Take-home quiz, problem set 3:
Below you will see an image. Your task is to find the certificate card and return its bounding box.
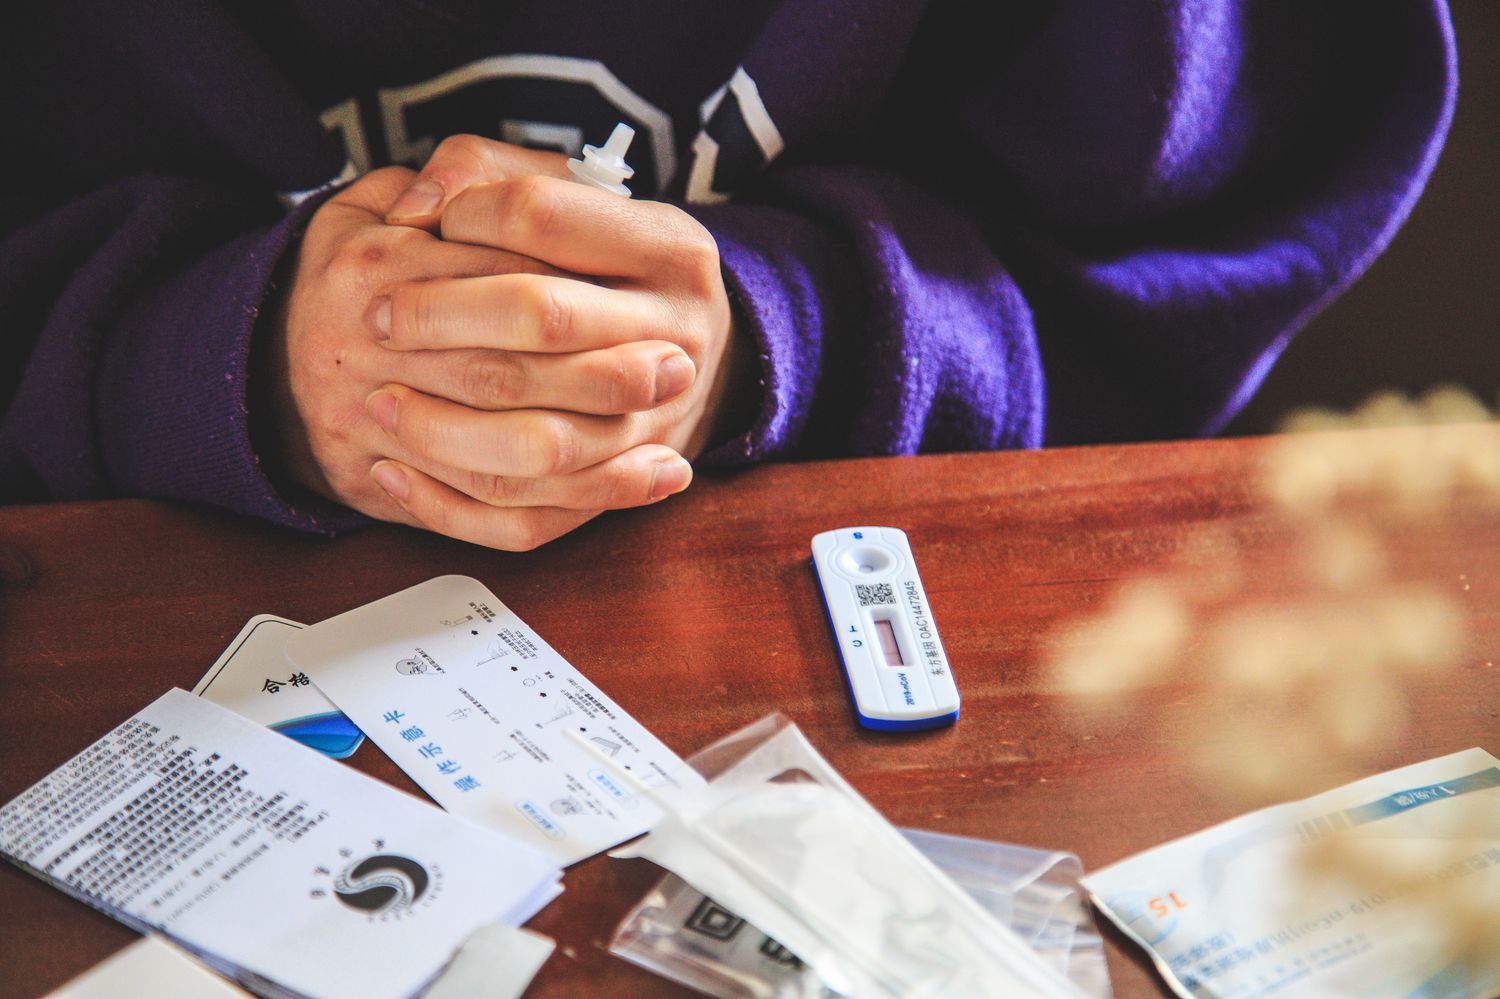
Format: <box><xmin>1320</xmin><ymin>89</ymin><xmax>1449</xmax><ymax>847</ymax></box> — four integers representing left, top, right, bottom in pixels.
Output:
<box><xmin>0</xmin><ymin>690</ymin><xmax>561</xmax><ymax>999</ymax></box>
<box><xmin>193</xmin><ymin>615</ymin><xmax>364</xmax><ymax>760</ymax></box>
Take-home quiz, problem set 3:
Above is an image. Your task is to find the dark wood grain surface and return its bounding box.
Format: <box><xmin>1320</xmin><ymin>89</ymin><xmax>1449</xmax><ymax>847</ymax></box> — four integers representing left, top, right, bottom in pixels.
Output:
<box><xmin>2</xmin><ymin>432</ymin><xmax>1496</xmax><ymax>998</ymax></box>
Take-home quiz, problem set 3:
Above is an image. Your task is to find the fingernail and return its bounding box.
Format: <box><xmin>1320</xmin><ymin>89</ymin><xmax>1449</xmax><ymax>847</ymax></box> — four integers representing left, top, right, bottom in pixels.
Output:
<box><xmin>387</xmin><ymin>179</ymin><xmax>444</xmax><ymax>221</ymax></box>
<box><xmin>368</xmin><ymin>296</ymin><xmax>391</xmax><ymax>340</ymax></box>
<box><xmin>366</xmin><ymin>391</ymin><xmax>398</xmax><ymax>435</ymax></box>
<box><xmin>653</xmin><ymin>355</ymin><xmax>696</xmax><ymax>403</ymax></box>
<box><xmin>649</xmin><ymin>457</ymin><xmax>693</xmax><ymax>500</ymax></box>
<box><xmin>370</xmin><ymin>461</ymin><xmax>409</xmax><ymax>502</ymax></box>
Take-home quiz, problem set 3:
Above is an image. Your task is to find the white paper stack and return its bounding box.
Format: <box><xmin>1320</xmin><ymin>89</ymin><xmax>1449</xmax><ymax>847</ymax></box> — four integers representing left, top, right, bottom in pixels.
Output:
<box><xmin>0</xmin><ymin>690</ymin><xmax>562</xmax><ymax>999</ymax></box>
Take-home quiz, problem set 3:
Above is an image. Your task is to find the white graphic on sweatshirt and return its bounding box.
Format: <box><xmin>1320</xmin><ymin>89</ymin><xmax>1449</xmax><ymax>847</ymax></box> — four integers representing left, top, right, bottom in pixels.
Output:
<box><xmin>686</xmin><ymin>66</ymin><xmax>785</xmax><ymax>205</ymax></box>
<box><xmin>295</xmin><ymin>58</ymin><xmax>784</xmax><ymax>206</ymax></box>
<box><xmin>379</xmin><ymin>55</ymin><xmax>676</xmax><ymax>190</ymax></box>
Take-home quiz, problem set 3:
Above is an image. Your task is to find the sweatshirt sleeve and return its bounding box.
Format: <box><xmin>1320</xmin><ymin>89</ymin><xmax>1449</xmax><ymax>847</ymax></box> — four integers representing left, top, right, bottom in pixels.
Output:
<box><xmin>0</xmin><ymin>178</ymin><xmax>359</xmax><ymax>530</ymax></box>
<box><xmin>0</xmin><ymin>7</ymin><xmax>362</xmax><ymax>531</ymax></box>
<box><xmin>688</xmin><ymin>0</ymin><xmax>1457</xmax><ymax>464</ymax></box>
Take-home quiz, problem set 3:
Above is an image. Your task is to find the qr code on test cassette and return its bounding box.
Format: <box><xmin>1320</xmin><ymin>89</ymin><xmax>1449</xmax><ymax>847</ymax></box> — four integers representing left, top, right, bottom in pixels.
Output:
<box><xmin>856</xmin><ymin>583</ymin><xmax>896</xmax><ymax>607</ymax></box>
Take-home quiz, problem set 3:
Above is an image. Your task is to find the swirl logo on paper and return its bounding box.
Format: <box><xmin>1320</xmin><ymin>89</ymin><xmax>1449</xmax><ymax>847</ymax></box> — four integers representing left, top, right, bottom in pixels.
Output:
<box><xmin>333</xmin><ymin>854</ymin><xmax>430</xmax><ymax>915</ymax></box>
<box><xmin>310</xmin><ymin>841</ymin><xmax>444</xmax><ymax>921</ymax></box>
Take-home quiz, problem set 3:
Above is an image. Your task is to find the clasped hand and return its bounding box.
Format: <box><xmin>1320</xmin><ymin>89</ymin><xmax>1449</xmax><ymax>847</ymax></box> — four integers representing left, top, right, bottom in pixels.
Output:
<box><xmin>261</xmin><ymin>136</ymin><xmax>748</xmax><ymax>550</ymax></box>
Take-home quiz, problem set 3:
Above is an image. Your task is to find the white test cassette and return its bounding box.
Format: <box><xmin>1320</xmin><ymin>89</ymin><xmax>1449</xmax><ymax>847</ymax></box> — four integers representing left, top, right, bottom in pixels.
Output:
<box><xmin>810</xmin><ymin>527</ymin><xmax>960</xmax><ymax>731</ymax></box>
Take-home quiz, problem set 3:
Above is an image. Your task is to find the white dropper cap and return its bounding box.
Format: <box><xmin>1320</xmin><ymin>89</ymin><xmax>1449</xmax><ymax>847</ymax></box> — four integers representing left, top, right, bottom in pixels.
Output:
<box><xmin>567</xmin><ymin>122</ymin><xmax>636</xmax><ymax>198</ymax></box>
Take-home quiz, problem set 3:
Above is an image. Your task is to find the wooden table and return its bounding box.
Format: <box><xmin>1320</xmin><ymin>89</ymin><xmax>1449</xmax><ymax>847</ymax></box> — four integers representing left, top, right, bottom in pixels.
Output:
<box><xmin>2</xmin><ymin>431</ymin><xmax>1496</xmax><ymax>998</ymax></box>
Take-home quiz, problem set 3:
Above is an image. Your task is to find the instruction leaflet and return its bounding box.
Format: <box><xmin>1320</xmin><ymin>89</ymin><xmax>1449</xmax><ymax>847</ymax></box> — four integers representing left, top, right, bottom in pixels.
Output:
<box><xmin>285</xmin><ymin>575</ymin><xmax>705</xmax><ymax>867</ymax></box>
<box><xmin>0</xmin><ymin>689</ymin><xmax>561</xmax><ymax>999</ymax></box>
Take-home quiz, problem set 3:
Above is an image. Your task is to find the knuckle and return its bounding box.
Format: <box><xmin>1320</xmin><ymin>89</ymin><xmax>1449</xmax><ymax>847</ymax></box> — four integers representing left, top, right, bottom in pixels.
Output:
<box><xmin>643</xmin><ymin>407</ymin><xmax>676</xmax><ymax>447</ymax></box>
<box><xmin>501</xmin><ymin>175</ymin><xmax>560</xmax><ymax>243</ymax></box>
<box><xmin>323</xmin><ymin>232</ymin><xmax>385</xmax><ymax>288</ymax></box>
<box><xmin>500</xmin><ymin>515</ymin><xmax>551</xmax><ymax>553</ymax></box>
<box><xmin>432</xmin><ymin>133</ymin><xmax>491</xmax><ymax>167</ymax></box>
<box><xmin>520</xmin><ymin>277</ymin><xmax>573</xmax><ymax>349</ymax></box>
<box><xmin>363</xmin><ymin>165</ymin><xmax>418</xmax><ymax>190</ymax></box>
<box><xmin>393</xmin><ymin>398</ymin><xmax>436</xmax><ymax>455</ymax></box>
<box><xmin>595</xmin><ymin>462</ymin><xmax>643</xmax><ymax>509</ymax></box>
<box><xmin>322</xmin><ymin>400</ymin><xmax>365</xmax><ymax>447</ymax></box>
<box><xmin>477</xmin><ymin>471</ymin><xmax>528</xmax><ymax>507</ymax></box>
<box><xmin>324</xmin><ymin>462</ymin><xmax>366</xmax><ymax>508</ymax></box>
<box><xmin>606</xmin><ymin>352</ymin><xmax>658</xmax><ymax>412</ymax></box>
<box><xmin>383</xmin><ymin>222</ymin><xmax>433</xmax><ymax>255</ymax></box>
<box><xmin>386</xmin><ymin>282</ymin><xmax>428</xmax><ymax>345</ymax></box>
<box><xmin>460</xmin><ymin>352</ymin><xmax>527</xmax><ymax>408</ymax></box>
<box><xmin>672</xmin><ymin>220</ymin><xmax>722</xmax><ymax>288</ymax></box>
<box><xmin>410</xmin><ymin>283</ymin><xmax>442</xmax><ymax>344</ymax></box>
<box><xmin>664</xmin><ymin>297</ymin><xmax>706</xmax><ymax>356</ymax></box>
<box><xmin>524</xmin><ymin>413</ymin><xmax>579</xmax><ymax>476</ymax></box>
<box><xmin>415</xmin><ymin>484</ymin><xmax>456</xmax><ymax>537</ymax></box>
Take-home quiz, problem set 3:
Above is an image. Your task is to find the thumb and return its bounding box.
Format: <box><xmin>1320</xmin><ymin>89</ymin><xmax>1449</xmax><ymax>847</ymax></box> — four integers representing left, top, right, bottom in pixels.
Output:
<box><xmin>386</xmin><ymin>134</ymin><xmax>571</xmax><ymax>230</ymax></box>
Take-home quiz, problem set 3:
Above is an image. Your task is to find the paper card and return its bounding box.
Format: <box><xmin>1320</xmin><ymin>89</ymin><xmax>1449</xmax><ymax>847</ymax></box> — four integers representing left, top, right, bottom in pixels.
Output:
<box><xmin>420</xmin><ymin>924</ymin><xmax>555</xmax><ymax>999</ymax></box>
<box><xmin>46</xmin><ymin>936</ymin><xmax>253</xmax><ymax>998</ymax></box>
<box><xmin>284</xmin><ymin>575</ymin><xmax>705</xmax><ymax>867</ymax></box>
<box><xmin>1083</xmin><ymin>748</ymin><xmax>1500</xmax><ymax>999</ymax></box>
<box><xmin>194</xmin><ymin>616</ymin><xmax>364</xmax><ymax>760</ymax></box>
<box><xmin>0</xmin><ymin>689</ymin><xmax>562</xmax><ymax>999</ymax></box>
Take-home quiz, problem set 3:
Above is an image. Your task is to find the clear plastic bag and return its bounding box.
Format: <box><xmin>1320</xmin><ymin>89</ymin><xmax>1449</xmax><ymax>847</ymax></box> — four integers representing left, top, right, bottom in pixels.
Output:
<box><xmin>611</xmin><ymin>830</ymin><xmax>1111</xmax><ymax>999</ymax></box>
<box><xmin>605</xmin><ymin>715</ymin><xmax>1111</xmax><ymax>998</ymax></box>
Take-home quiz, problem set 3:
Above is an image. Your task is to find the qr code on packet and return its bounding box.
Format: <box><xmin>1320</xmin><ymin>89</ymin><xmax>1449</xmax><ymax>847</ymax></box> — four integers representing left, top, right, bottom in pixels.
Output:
<box><xmin>855</xmin><ymin>583</ymin><xmax>896</xmax><ymax>607</ymax></box>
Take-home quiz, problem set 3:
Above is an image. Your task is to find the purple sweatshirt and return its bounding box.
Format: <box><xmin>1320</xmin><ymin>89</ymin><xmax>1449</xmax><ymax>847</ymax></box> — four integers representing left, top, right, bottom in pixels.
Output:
<box><xmin>0</xmin><ymin>2</ymin><xmax>1456</xmax><ymax>532</ymax></box>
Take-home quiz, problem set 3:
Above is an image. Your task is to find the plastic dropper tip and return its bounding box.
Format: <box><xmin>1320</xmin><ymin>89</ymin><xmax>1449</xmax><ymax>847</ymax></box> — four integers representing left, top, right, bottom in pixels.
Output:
<box><xmin>602</xmin><ymin>123</ymin><xmax>635</xmax><ymax>159</ymax></box>
<box><xmin>568</xmin><ymin>122</ymin><xmax>636</xmax><ymax>196</ymax></box>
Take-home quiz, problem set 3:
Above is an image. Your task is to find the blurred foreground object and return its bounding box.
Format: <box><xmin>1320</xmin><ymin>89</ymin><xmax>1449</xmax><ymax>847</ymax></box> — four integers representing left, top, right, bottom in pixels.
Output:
<box><xmin>1084</xmin><ymin>749</ymin><xmax>1500</xmax><ymax>998</ymax></box>
<box><xmin>1048</xmin><ymin>387</ymin><xmax>1499</xmax><ymax>988</ymax></box>
<box><xmin>1049</xmin><ymin>386</ymin><xmax>1497</xmax><ymax>799</ymax></box>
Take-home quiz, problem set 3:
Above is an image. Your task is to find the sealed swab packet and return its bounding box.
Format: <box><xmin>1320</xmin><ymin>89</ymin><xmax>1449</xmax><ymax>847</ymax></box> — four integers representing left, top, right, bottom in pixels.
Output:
<box><xmin>582</xmin><ymin>715</ymin><xmax>1092</xmax><ymax>998</ymax></box>
<box><xmin>1084</xmin><ymin>748</ymin><xmax>1500</xmax><ymax>999</ymax></box>
<box><xmin>610</xmin><ymin>830</ymin><xmax>1111</xmax><ymax>998</ymax></box>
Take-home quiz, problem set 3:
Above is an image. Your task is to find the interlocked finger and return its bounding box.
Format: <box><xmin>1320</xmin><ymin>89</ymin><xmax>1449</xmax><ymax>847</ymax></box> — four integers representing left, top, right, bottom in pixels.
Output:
<box><xmin>368</xmin><ymin>459</ymin><xmax>605</xmax><ymax>552</ymax></box>
<box><xmin>392</xmin><ymin>340</ymin><xmax>695</xmax><ymax>415</ymax></box>
<box><xmin>364</xmin><ymin>383</ymin><xmax>672</xmax><ymax>478</ymax></box>
<box><xmin>404</xmin><ymin>442</ymin><xmax>692</xmax><ymax>512</ymax></box>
